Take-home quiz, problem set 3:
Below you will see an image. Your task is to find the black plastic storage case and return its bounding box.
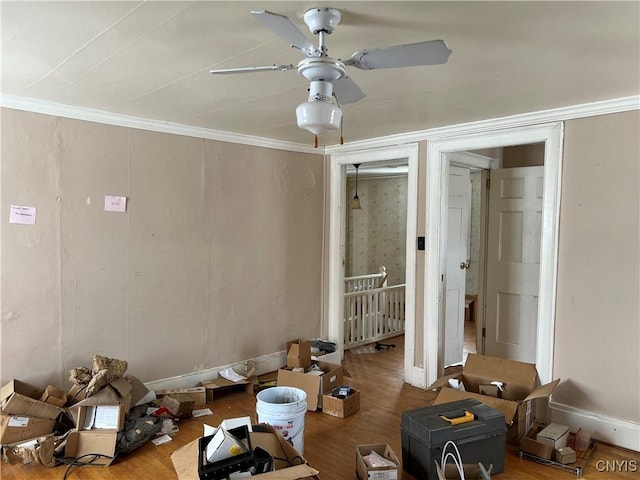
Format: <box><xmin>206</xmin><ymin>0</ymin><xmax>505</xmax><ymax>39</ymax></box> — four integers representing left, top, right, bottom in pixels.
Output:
<box><xmin>401</xmin><ymin>398</ymin><xmax>506</xmax><ymax>479</ymax></box>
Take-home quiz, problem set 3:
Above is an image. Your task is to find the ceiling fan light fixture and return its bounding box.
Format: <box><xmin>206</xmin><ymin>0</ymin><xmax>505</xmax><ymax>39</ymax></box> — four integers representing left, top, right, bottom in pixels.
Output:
<box><xmin>296</xmin><ymin>80</ymin><xmax>342</xmax><ymax>136</ymax></box>
<box><xmin>296</xmin><ymin>100</ymin><xmax>342</xmax><ymax>135</ymax></box>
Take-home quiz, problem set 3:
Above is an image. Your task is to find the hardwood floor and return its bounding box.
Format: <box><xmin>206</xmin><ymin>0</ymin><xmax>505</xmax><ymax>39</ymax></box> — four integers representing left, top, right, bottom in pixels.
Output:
<box><xmin>2</xmin><ymin>335</ymin><xmax>639</xmax><ymax>479</ymax></box>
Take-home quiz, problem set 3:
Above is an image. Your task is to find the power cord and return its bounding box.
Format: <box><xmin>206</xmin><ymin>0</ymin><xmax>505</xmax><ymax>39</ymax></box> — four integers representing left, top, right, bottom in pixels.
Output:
<box><xmin>59</xmin><ymin>453</ymin><xmax>113</xmax><ymax>479</ymax></box>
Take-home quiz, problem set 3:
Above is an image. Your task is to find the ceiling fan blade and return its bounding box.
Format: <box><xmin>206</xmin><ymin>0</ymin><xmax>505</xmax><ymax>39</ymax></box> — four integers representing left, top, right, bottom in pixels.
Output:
<box><xmin>345</xmin><ymin>40</ymin><xmax>452</xmax><ymax>70</ymax></box>
<box><xmin>333</xmin><ymin>76</ymin><xmax>366</xmax><ymax>105</ymax></box>
<box><xmin>251</xmin><ymin>10</ymin><xmax>316</xmax><ymax>55</ymax></box>
<box><xmin>210</xmin><ymin>64</ymin><xmax>296</xmax><ymax>75</ymax></box>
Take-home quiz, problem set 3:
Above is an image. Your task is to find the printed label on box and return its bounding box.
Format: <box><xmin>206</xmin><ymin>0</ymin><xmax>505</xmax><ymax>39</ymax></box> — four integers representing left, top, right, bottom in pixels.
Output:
<box><xmin>368</xmin><ymin>471</ymin><xmax>398</xmax><ymax>480</ymax></box>
<box><xmin>8</xmin><ymin>417</ymin><xmax>29</xmax><ymax>428</ymax></box>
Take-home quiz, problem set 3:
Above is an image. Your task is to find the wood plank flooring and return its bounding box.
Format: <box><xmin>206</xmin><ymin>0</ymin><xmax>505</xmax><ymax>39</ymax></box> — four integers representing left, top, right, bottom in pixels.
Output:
<box><xmin>2</xmin><ymin>335</ymin><xmax>638</xmax><ymax>479</ymax></box>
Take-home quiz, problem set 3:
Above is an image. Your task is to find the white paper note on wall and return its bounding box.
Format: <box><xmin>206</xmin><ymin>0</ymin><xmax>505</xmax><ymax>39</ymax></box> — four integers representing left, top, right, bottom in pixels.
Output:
<box><xmin>105</xmin><ymin>195</ymin><xmax>127</xmax><ymax>213</ymax></box>
<box><xmin>9</xmin><ymin>204</ymin><xmax>36</xmax><ymax>224</ymax></box>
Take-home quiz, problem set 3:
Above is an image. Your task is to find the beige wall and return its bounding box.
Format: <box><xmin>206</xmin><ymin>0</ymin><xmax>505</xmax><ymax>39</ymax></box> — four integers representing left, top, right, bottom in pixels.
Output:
<box><xmin>553</xmin><ymin>110</ymin><xmax>639</xmax><ymax>423</ymax></box>
<box><xmin>503</xmin><ymin>143</ymin><xmax>545</xmax><ymax>167</ymax></box>
<box><xmin>1</xmin><ymin>108</ymin><xmax>324</xmax><ymax>387</ymax></box>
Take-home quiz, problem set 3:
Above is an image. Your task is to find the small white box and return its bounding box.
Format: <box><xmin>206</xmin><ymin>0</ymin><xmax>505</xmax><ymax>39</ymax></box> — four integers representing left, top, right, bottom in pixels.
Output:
<box><xmin>536</xmin><ymin>423</ymin><xmax>569</xmax><ymax>450</ymax></box>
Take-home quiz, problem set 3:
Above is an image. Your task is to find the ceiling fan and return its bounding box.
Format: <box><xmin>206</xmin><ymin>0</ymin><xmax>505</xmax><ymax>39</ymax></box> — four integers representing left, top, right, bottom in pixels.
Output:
<box><xmin>210</xmin><ymin>7</ymin><xmax>452</xmax><ymax>145</ymax></box>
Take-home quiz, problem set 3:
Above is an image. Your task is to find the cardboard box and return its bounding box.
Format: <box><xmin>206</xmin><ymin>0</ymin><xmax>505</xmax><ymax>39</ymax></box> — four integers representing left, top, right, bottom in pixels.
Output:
<box><xmin>154</xmin><ymin>386</ymin><xmax>206</xmax><ymax>406</ymax></box>
<box><xmin>1</xmin><ymin>380</ymin><xmax>64</xmax><ymax>421</ymax></box>
<box><xmin>555</xmin><ymin>446</ymin><xmax>576</xmax><ymax>464</ymax></box>
<box><xmin>39</xmin><ymin>385</ymin><xmax>67</xmax><ymax>408</ymax></box>
<box><xmin>277</xmin><ymin>361</ymin><xmax>344</xmax><ymax>411</ymax></box>
<box><xmin>201</xmin><ymin>369</ymin><xmax>257</xmax><ymax>402</ymax></box>
<box><xmin>322</xmin><ymin>387</ymin><xmax>360</xmax><ymax>418</ymax></box>
<box><xmin>64</xmin><ymin>404</ymin><xmax>125</xmax><ymax>466</ymax></box>
<box><xmin>536</xmin><ymin>423</ymin><xmax>569</xmax><ymax>450</ymax></box>
<box><xmin>0</xmin><ymin>414</ymin><xmax>56</xmax><ymax>444</ymax></box>
<box><xmin>287</xmin><ymin>339</ymin><xmax>312</xmax><ymax>369</ymax></box>
<box><xmin>520</xmin><ymin>426</ymin><xmax>553</xmax><ymax>460</ymax></box>
<box><xmin>161</xmin><ymin>394</ymin><xmax>195</xmax><ymax>419</ymax></box>
<box><xmin>67</xmin><ymin>376</ymin><xmax>145</xmax><ymax>426</ymax></box>
<box><xmin>428</xmin><ymin>354</ymin><xmax>560</xmax><ymax>443</ymax></box>
<box><xmin>356</xmin><ymin>443</ymin><xmax>400</xmax><ymax>480</ymax></box>
<box><xmin>170</xmin><ymin>424</ymin><xmax>320</xmax><ymax>479</ymax></box>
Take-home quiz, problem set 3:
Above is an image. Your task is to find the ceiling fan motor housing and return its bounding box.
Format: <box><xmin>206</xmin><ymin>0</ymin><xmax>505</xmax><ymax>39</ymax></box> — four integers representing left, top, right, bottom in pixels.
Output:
<box><xmin>298</xmin><ymin>57</ymin><xmax>346</xmax><ymax>82</ymax></box>
<box><xmin>303</xmin><ymin>7</ymin><xmax>341</xmax><ymax>34</ymax></box>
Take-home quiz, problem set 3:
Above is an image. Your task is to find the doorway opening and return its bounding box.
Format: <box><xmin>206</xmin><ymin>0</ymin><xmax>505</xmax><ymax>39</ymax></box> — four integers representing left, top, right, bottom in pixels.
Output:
<box><xmin>328</xmin><ymin>144</ymin><xmax>419</xmax><ymax>385</ymax></box>
<box><xmin>424</xmin><ymin>123</ymin><xmax>563</xmax><ymax>387</ymax></box>
<box><xmin>446</xmin><ymin>144</ymin><xmax>546</xmax><ymax>368</ymax></box>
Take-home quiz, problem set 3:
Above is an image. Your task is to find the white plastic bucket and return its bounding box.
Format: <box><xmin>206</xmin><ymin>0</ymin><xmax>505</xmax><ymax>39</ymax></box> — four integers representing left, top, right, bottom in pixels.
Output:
<box><xmin>256</xmin><ymin>386</ymin><xmax>307</xmax><ymax>454</ymax></box>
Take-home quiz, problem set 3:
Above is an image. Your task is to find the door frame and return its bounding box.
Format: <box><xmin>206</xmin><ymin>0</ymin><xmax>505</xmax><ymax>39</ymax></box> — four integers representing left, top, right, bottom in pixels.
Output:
<box><xmin>425</xmin><ymin>123</ymin><xmax>564</xmax><ymax>386</ymax></box>
<box><xmin>327</xmin><ymin>144</ymin><xmax>419</xmax><ymax>385</ymax></box>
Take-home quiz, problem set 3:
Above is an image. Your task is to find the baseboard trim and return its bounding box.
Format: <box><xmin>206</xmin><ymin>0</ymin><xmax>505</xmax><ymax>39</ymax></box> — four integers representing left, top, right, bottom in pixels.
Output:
<box><xmin>144</xmin><ymin>350</ymin><xmax>287</xmax><ymax>392</ymax></box>
<box><xmin>550</xmin><ymin>401</ymin><xmax>640</xmax><ymax>452</ymax></box>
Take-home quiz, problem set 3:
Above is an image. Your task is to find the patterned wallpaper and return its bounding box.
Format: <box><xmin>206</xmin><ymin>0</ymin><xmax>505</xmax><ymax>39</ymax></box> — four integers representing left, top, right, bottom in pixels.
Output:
<box><xmin>345</xmin><ymin>176</ymin><xmax>408</xmax><ymax>286</ymax></box>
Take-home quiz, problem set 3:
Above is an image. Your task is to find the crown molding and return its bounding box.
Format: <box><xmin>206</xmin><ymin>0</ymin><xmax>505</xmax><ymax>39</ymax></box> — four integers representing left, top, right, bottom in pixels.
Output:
<box><xmin>0</xmin><ymin>94</ymin><xmax>319</xmax><ymax>155</ymax></box>
<box><xmin>3</xmin><ymin>94</ymin><xmax>637</xmax><ymax>156</ymax></box>
<box><xmin>326</xmin><ymin>95</ymin><xmax>640</xmax><ymax>154</ymax></box>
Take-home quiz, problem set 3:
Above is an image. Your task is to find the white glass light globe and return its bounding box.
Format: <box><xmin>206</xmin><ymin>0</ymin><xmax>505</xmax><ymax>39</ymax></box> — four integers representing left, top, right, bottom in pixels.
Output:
<box><xmin>296</xmin><ymin>101</ymin><xmax>342</xmax><ymax>136</ymax></box>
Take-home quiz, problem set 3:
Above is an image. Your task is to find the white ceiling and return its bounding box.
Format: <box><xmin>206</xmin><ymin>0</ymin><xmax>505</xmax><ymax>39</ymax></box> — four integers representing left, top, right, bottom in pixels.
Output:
<box><xmin>2</xmin><ymin>1</ymin><xmax>639</xmax><ymax>147</ymax></box>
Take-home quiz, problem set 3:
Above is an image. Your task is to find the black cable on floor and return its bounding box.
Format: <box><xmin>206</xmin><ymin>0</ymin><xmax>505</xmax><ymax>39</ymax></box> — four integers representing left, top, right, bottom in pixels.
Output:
<box><xmin>59</xmin><ymin>453</ymin><xmax>113</xmax><ymax>479</ymax></box>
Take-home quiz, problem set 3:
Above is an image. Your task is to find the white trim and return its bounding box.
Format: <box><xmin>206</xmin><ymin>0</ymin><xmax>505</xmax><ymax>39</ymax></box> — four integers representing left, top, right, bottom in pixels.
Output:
<box><xmin>326</xmin><ymin>95</ymin><xmax>639</xmax><ymax>154</ymax></box>
<box><xmin>425</xmin><ymin>123</ymin><xmax>563</xmax><ymax>388</ymax></box>
<box><xmin>144</xmin><ymin>350</ymin><xmax>287</xmax><ymax>392</ymax></box>
<box><xmin>3</xmin><ymin>94</ymin><xmax>636</xmax><ymax>156</ymax></box>
<box><xmin>0</xmin><ymin>94</ymin><xmax>318</xmax><ymax>154</ymax></box>
<box><xmin>328</xmin><ymin>144</ymin><xmax>419</xmax><ymax>385</ymax></box>
<box><xmin>550</xmin><ymin>402</ymin><xmax>640</xmax><ymax>452</ymax></box>
<box><xmin>447</xmin><ymin>151</ymin><xmax>497</xmax><ymax>171</ymax></box>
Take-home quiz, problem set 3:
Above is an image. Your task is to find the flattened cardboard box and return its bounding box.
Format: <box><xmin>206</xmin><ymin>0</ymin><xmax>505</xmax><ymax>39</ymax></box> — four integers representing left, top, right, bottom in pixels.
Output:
<box><xmin>1</xmin><ymin>380</ymin><xmax>63</xmax><ymax>421</ymax></box>
<box><xmin>0</xmin><ymin>414</ymin><xmax>56</xmax><ymax>444</ymax></box>
<box><xmin>171</xmin><ymin>424</ymin><xmax>320</xmax><ymax>479</ymax></box>
<box><xmin>428</xmin><ymin>354</ymin><xmax>560</xmax><ymax>443</ymax></box>
<box><xmin>277</xmin><ymin>361</ymin><xmax>343</xmax><ymax>411</ymax></box>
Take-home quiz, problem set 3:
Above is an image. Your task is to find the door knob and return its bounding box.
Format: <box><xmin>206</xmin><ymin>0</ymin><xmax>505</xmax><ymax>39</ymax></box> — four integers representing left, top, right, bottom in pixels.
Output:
<box><xmin>460</xmin><ymin>261</ymin><xmax>470</xmax><ymax>270</ymax></box>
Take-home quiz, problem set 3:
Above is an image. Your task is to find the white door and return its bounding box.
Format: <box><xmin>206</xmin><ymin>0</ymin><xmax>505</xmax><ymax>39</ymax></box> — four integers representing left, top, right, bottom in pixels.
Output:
<box><xmin>444</xmin><ymin>166</ymin><xmax>471</xmax><ymax>366</ymax></box>
<box><xmin>485</xmin><ymin>166</ymin><xmax>543</xmax><ymax>363</ymax></box>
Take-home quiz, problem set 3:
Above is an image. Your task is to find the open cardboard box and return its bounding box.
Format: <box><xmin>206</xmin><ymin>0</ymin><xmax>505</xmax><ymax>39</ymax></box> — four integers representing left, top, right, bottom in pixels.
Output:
<box><xmin>201</xmin><ymin>368</ymin><xmax>258</xmax><ymax>402</ymax></box>
<box><xmin>428</xmin><ymin>354</ymin><xmax>560</xmax><ymax>443</ymax></box>
<box><xmin>64</xmin><ymin>404</ymin><xmax>125</xmax><ymax>466</ymax></box>
<box><xmin>1</xmin><ymin>380</ymin><xmax>64</xmax><ymax>421</ymax></box>
<box><xmin>277</xmin><ymin>361</ymin><xmax>343</xmax><ymax>411</ymax></box>
<box><xmin>356</xmin><ymin>443</ymin><xmax>401</xmax><ymax>480</ymax></box>
<box><xmin>322</xmin><ymin>387</ymin><xmax>360</xmax><ymax>418</ymax></box>
<box><xmin>171</xmin><ymin>423</ymin><xmax>320</xmax><ymax>479</ymax></box>
<box><xmin>67</xmin><ymin>375</ymin><xmax>149</xmax><ymax>426</ymax></box>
